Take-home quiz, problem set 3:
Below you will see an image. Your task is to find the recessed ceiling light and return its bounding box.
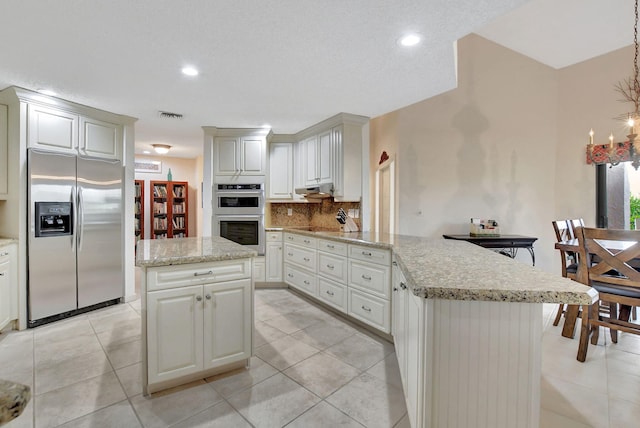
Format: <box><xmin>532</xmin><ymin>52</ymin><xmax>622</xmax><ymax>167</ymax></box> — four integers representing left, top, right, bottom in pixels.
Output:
<box><xmin>181</xmin><ymin>66</ymin><xmax>199</xmax><ymax>76</ymax></box>
<box><xmin>398</xmin><ymin>33</ymin><xmax>422</xmax><ymax>47</ymax></box>
<box><xmin>143</xmin><ymin>150</ymin><xmax>151</xmax><ymax>154</ymax></box>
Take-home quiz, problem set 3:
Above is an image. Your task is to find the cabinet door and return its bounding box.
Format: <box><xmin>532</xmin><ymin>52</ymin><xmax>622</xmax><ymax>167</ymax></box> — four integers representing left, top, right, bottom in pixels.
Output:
<box><xmin>405</xmin><ymin>291</ymin><xmax>424</xmax><ymax>428</ymax></box>
<box><xmin>28</xmin><ymin>104</ymin><xmax>78</xmax><ymax>152</ymax></box>
<box><xmin>0</xmin><ymin>104</ymin><xmax>7</xmax><ymax>197</ymax></box>
<box><xmin>79</xmin><ymin>116</ymin><xmax>120</xmax><ymax>159</ymax></box>
<box><xmin>214</xmin><ymin>137</ymin><xmax>239</xmax><ymax>175</ymax></box>
<box><xmin>317</xmin><ymin>130</ymin><xmax>333</xmax><ymax>184</ymax></box>
<box><xmin>0</xmin><ymin>256</ymin><xmax>11</xmax><ymax>330</ymax></box>
<box><xmin>240</xmin><ymin>137</ymin><xmax>265</xmax><ymax>175</ymax></box>
<box><xmin>147</xmin><ymin>285</ymin><xmax>204</xmax><ymax>384</ymax></box>
<box><xmin>304</xmin><ymin>136</ymin><xmax>318</xmax><ymax>185</ymax></box>
<box><xmin>268</xmin><ymin>143</ymin><xmax>293</xmax><ymax>199</ymax></box>
<box><xmin>266</xmin><ymin>241</ymin><xmax>283</xmax><ymax>282</ymax></box>
<box><xmin>203</xmin><ymin>279</ymin><xmax>252</xmax><ymax>369</ymax></box>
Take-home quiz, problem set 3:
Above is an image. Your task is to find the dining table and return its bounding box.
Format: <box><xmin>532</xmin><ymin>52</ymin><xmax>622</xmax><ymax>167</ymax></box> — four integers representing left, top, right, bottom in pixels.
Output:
<box><xmin>554</xmin><ymin>238</ymin><xmax>638</xmax><ymax>338</ymax></box>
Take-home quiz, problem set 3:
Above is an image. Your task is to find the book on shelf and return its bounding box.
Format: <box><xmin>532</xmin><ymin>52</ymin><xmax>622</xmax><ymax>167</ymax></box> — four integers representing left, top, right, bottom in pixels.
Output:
<box><xmin>153</xmin><ymin>201</ymin><xmax>167</xmax><ymax>214</ymax></box>
<box><xmin>135</xmin><ymin>184</ymin><xmax>142</xmax><ymax>198</ymax></box>
<box><xmin>173</xmin><ymin>203</ymin><xmax>184</xmax><ymax>214</ymax></box>
<box><xmin>153</xmin><ymin>185</ymin><xmax>168</xmax><ymax>198</ymax></box>
<box><xmin>172</xmin><ymin>216</ymin><xmax>185</xmax><ymax>229</ymax></box>
<box><xmin>172</xmin><ymin>185</ymin><xmax>185</xmax><ymax>198</ymax></box>
<box><xmin>154</xmin><ymin>217</ymin><xmax>168</xmax><ymax>229</ymax></box>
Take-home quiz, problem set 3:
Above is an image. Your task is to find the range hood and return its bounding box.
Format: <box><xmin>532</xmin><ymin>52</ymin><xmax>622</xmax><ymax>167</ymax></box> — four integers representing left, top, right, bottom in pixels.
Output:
<box><xmin>295</xmin><ymin>182</ymin><xmax>334</xmax><ymax>199</ymax></box>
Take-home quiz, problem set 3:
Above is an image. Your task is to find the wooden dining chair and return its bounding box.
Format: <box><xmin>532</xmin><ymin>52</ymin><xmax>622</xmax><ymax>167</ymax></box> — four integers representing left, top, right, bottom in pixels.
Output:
<box><xmin>551</xmin><ymin>220</ymin><xmax>578</xmax><ymax>326</ymax></box>
<box><xmin>568</xmin><ymin>218</ymin><xmax>585</xmax><ymax>239</ymax></box>
<box><xmin>574</xmin><ymin>226</ymin><xmax>640</xmax><ymax>362</ymax></box>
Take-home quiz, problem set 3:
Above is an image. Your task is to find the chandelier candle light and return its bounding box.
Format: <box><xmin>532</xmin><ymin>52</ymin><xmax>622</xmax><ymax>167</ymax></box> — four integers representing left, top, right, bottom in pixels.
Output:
<box><xmin>587</xmin><ymin>0</ymin><xmax>640</xmax><ymax>169</ymax></box>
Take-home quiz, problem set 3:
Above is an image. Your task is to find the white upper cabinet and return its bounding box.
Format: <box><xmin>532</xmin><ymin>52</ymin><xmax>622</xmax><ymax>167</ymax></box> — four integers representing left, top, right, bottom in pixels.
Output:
<box><xmin>294</xmin><ymin>113</ymin><xmax>368</xmax><ymax>201</ymax></box>
<box><xmin>268</xmin><ymin>142</ymin><xmax>293</xmax><ymax>199</ymax></box>
<box><xmin>79</xmin><ymin>116</ymin><xmax>121</xmax><ymax>159</ymax></box>
<box><xmin>0</xmin><ymin>104</ymin><xmax>7</xmax><ymax>198</ymax></box>
<box><xmin>28</xmin><ymin>104</ymin><xmax>78</xmax><ymax>152</ymax></box>
<box><xmin>213</xmin><ymin>135</ymin><xmax>266</xmax><ymax>176</ymax></box>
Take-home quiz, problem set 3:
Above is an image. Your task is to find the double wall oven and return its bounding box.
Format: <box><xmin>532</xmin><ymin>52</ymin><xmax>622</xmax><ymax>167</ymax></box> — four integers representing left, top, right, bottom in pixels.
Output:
<box><xmin>213</xmin><ymin>179</ymin><xmax>265</xmax><ymax>255</ymax></box>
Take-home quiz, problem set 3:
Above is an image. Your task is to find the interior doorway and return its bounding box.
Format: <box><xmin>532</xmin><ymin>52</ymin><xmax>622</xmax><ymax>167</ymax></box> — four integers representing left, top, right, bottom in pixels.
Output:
<box><xmin>600</xmin><ymin>162</ymin><xmax>640</xmax><ymax>229</ymax></box>
<box><xmin>375</xmin><ymin>157</ymin><xmax>395</xmax><ymax>235</ymax></box>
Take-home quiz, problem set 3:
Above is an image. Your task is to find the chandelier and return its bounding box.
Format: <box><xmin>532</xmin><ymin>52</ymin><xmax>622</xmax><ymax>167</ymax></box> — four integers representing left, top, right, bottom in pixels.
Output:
<box><xmin>587</xmin><ymin>0</ymin><xmax>640</xmax><ymax>169</ymax></box>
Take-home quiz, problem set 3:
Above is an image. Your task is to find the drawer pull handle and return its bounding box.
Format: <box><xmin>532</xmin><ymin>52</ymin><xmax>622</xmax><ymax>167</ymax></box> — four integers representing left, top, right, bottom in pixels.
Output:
<box><xmin>400</xmin><ymin>282</ymin><xmax>407</xmax><ymax>290</ymax></box>
<box><xmin>326</xmin><ymin>264</ymin><xmax>334</xmax><ymax>270</ymax></box>
<box><xmin>361</xmin><ymin>305</ymin><xmax>372</xmax><ymax>312</ymax></box>
<box><xmin>205</xmin><ymin>294</ymin><xmax>212</xmax><ymax>300</ymax></box>
<box><xmin>0</xmin><ymin>252</ymin><xmax>8</xmax><ymax>257</ymax></box>
<box><xmin>288</xmin><ymin>236</ymin><xmax>294</xmax><ymax>240</ymax></box>
<box><xmin>362</xmin><ymin>251</ymin><xmax>372</xmax><ymax>257</ymax></box>
<box><xmin>0</xmin><ymin>273</ymin><xmax>4</xmax><ymax>276</ymax></box>
<box><xmin>288</xmin><ymin>273</ymin><xmax>294</xmax><ymax>278</ymax></box>
<box><xmin>194</xmin><ymin>270</ymin><xmax>213</xmax><ymax>277</ymax></box>
<box><xmin>392</xmin><ymin>261</ymin><xmax>398</xmax><ymax>266</ymax></box>
<box><xmin>196</xmin><ymin>295</ymin><xmax>203</xmax><ymax>302</ymax></box>
<box><xmin>288</xmin><ymin>253</ymin><xmax>294</xmax><ymax>256</ymax></box>
<box><xmin>303</xmin><ymin>257</ymin><xmax>310</xmax><ymax>262</ymax></box>
<box><xmin>326</xmin><ymin>290</ymin><xmax>334</xmax><ymax>296</ymax></box>
<box><xmin>362</xmin><ymin>274</ymin><xmax>372</xmax><ymax>281</ymax></box>
<box><xmin>303</xmin><ymin>280</ymin><xmax>310</xmax><ymax>285</ymax></box>
<box><xmin>327</xmin><ymin>244</ymin><xmax>335</xmax><ymax>249</ymax></box>
<box><xmin>304</xmin><ymin>239</ymin><xmax>311</xmax><ymax>244</ymax></box>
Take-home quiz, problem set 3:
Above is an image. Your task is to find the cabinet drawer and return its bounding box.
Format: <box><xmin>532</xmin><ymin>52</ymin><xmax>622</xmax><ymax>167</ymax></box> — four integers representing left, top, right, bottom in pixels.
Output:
<box><xmin>284</xmin><ymin>263</ymin><xmax>317</xmax><ymax>296</ymax></box>
<box><xmin>317</xmin><ymin>239</ymin><xmax>348</xmax><ymax>256</ymax></box>
<box><xmin>349</xmin><ymin>260</ymin><xmax>390</xmax><ymax>299</ymax></box>
<box><xmin>284</xmin><ymin>232</ymin><xmax>317</xmax><ymax>249</ymax></box>
<box><xmin>147</xmin><ymin>259</ymin><xmax>252</xmax><ymax>291</ymax></box>
<box><xmin>348</xmin><ymin>244</ymin><xmax>390</xmax><ymax>265</ymax></box>
<box><xmin>317</xmin><ymin>277</ymin><xmax>347</xmax><ymax>312</ymax></box>
<box><xmin>284</xmin><ymin>243</ymin><xmax>317</xmax><ymax>271</ymax></box>
<box><xmin>266</xmin><ymin>231</ymin><xmax>283</xmax><ymax>241</ymax></box>
<box><xmin>348</xmin><ymin>288</ymin><xmax>390</xmax><ymax>333</ymax></box>
<box><xmin>318</xmin><ymin>252</ymin><xmax>347</xmax><ymax>283</ymax></box>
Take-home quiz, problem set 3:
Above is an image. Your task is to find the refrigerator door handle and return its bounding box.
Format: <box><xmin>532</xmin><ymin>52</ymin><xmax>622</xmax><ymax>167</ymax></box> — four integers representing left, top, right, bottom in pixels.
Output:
<box><xmin>77</xmin><ymin>186</ymin><xmax>84</xmax><ymax>251</ymax></box>
<box><xmin>70</xmin><ymin>185</ymin><xmax>77</xmax><ymax>253</ymax></box>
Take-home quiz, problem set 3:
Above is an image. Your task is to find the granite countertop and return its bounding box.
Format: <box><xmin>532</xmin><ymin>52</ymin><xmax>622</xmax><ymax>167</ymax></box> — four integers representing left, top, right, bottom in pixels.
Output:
<box><xmin>280</xmin><ymin>228</ymin><xmax>597</xmax><ymax>305</ymax></box>
<box><xmin>0</xmin><ymin>380</ymin><xmax>30</xmax><ymax>425</ymax></box>
<box><xmin>0</xmin><ymin>239</ymin><xmax>17</xmax><ymax>249</ymax></box>
<box><xmin>136</xmin><ymin>237</ymin><xmax>257</xmax><ymax>267</ymax></box>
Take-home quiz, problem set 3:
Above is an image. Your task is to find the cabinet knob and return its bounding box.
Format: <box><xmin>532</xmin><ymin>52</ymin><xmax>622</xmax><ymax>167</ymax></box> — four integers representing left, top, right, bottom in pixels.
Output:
<box><xmin>205</xmin><ymin>294</ymin><xmax>212</xmax><ymax>300</ymax></box>
<box><xmin>400</xmin><ymin>282</ymin><xmax>407</xmax><ymax>290</ymax></box>
<box><xmin>0</xmin><ymin>273</ymin><xmax>5</xmax><ymax>276</ymax></box>
<box><xmin>393</xmin><ymin>287</ymin><xmax>398</xmax><ymax>292</ymax></box>
<box><xmin>195</xmin><ymin>295</ymin><xmax>203</xmax><ymax>302</ymax></box>
<box><xmin>392</xmin><ymin>261</ymin><xmax>398</xmax><ymax>266</ymax></box>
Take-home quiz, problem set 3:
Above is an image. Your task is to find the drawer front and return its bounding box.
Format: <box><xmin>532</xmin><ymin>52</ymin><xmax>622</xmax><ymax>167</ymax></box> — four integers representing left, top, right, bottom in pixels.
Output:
<box><xmin>349</xmin><ymin>260</ymin><xmax>390</xmax><ymax>299</ymax></box>
<box><xmin>348</xmin><ymin>244</ymin><xmax>391</xmax><ymax>265</ymax></box>
<box><xmin>317</xmin><ymin>277</ymin><xmax>347</xmax><ymax>312</ymax></box>
<box><xmin>266</xmin><ymin>231</ymin><xmax>283</xmax><ymax>242</ymax></box>
<box><xmin>147</xmin><ymin>259</ymin><xmax>252</xmax><ymax>291</ymax></box>
<box><xmin>348</xmin><ymin>288</ymin><xmax>390</xmax><ymax>333</ymax></box>
<box><xmin>317</xmin><ymin>239</ymin><xmax>348</xmax><ymax>256</ymax></box>
<box><xmin>284</xmin><ymin>263</ymin><xmax>317</xmax><ymax>296</ymax></box>
<box><xmin>284</xmin><ymin>243</ymin><xmax>317</xmax><ymax>271</ymax></box>
<box><xmin>318</xmin><ymin>252</ymin><xmax>347</xmax><ymax>283</ymax></box>
<box><xmin>284</xmin><ymin>232</ymin><xmax>317</xmax><ymax>249</ymax></box>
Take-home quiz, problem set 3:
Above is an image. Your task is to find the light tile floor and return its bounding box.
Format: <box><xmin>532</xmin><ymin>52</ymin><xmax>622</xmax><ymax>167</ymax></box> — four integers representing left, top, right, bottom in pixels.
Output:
<box><xmin>2</xmin><ymin>290</ymin><xmax>640</xmax><ymax>427</ymax></box>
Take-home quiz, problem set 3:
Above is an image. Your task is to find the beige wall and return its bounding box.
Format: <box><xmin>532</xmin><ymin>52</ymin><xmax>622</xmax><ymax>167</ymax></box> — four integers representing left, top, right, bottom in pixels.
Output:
<box><xmin>370</xmin><ymin>34</ymin><xmax>632</xmax><ymax>273</ymax></box>
<box><xmin>134</xmin><ymin>155</ymin><xmax>200</xmax><ymax>238</ymax></box>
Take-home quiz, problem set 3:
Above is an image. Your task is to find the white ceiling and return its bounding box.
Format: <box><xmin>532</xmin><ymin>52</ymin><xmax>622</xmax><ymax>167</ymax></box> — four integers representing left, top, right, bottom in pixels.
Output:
<box><xmin>0</xmin><ymin>0</ymin><xmax>633</xmax><ymax>158</ymax></box>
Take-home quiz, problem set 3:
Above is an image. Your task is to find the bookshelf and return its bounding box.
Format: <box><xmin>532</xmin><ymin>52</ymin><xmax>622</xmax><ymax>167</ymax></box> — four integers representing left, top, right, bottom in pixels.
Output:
<box><xmin>150</xmin><ymin>180</ymin><xmax>189</xmax><ymax>239</ymax></box>
<box><xmin>134</xmin><ymin>180</ymin><xmax>144</xmax><ymax>240</ymax></box>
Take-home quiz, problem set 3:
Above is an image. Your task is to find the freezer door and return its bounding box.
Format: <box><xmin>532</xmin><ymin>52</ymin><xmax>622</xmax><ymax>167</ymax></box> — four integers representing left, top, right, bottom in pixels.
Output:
<box><xmin>77</xmin><ymin>156</ymin><xmax>123</xmax><ymax>308</ymax></box>
<box><xmin>28</xmin><ymin>150</ymin><xmax>77</xmax><ymax>321</ymax></box>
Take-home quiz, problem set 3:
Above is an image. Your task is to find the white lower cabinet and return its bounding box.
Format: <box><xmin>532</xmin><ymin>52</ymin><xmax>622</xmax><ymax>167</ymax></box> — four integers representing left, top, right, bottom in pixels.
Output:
<box><xmin>252</xmin><ymin>257</ymin><xmax>266</xmax><ymax>283</ymax></box>
<box><xmin>145</xmin><ymin>260</ymin><xmax>253</xmax><ymax>393</ymax></box>
<box><xmin>392</xmin><ymin>259</ymin><xmax>424</xmax><ymax>428</ymax></box>
<box><xmin>317</xmin><ymin>276</ymin><xmax>348</xmax><ymax>311</ymax></box>
<box><xmin>284</xmin><ymin>263</ymin><xmax>317</xmax><ymax>297</ymax></box>
<box><xmin>266</xmin><ymin>242</ymin><xmax>283</xmax><ymax>282</ymax></box>
<box><xmin>0</xmin><ymin>244</ymin><xmax>17</xmax><ymax>330</ymax></box>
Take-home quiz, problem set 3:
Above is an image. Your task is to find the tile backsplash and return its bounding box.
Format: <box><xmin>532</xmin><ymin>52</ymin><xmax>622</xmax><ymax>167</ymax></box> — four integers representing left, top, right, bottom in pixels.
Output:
<box><xmin>269</xmin><ymin>199</ymin><xmax>361</xmax><ymax>231</ymax></box>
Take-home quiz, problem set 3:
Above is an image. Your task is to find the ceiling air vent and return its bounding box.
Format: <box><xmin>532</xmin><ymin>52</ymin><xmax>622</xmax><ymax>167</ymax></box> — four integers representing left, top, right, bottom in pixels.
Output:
<box><xmin>158</xmin><ymin>111</ymin><xmax>183</xmax><ymax>119</ymax></box>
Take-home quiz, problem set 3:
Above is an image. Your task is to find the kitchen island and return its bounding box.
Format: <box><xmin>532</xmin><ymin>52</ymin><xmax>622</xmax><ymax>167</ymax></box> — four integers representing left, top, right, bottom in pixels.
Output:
<box><xmin>274</xmin><ymin>228</ymin><xmax>596</xmax><ymax>428</ymax></box>
<box><xmin>136</xmin><ymin>236</ymin><xmax>257</xmax><ymax>394</ymax></box>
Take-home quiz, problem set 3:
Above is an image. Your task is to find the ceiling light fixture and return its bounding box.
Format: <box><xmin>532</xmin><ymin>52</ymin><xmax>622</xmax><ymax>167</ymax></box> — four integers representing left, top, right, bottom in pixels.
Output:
<box><xmin>152</xmin><ymin>144</ymin><xmax>171</xmax><ymax>155</ymax></box>
<box><xmin>143</xmin><ymin>150</ymin><xmax>151</xmax><ymax>154</ymax></box>
<box><xmin>587</xmin><ymin>0</ymin><xmax>640</xmax><ymax>169</ymax></box>
<box><xmin>398</xmin><ymin>33</ymin><xmax>422</xmax><ymax>47</ymax></box>
<box><xmin>181</xmin><ymin>66</ymin><xmax>199</xmax><ymax>77</ymax></box>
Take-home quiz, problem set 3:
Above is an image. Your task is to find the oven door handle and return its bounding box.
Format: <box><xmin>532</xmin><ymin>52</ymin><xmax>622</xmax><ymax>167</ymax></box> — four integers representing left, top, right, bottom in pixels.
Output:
<box><xmin>216</xmin><ymin>191</ymin><xmax>264</xmax><ymax>197</ymax></box>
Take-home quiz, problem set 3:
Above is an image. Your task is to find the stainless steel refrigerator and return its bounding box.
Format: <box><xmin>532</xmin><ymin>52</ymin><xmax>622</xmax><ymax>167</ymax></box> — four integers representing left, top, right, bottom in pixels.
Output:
<box><xmin>28</xmin><ymin>149</ymin><xmax>123</xmax><ymax>327</ymax></box>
